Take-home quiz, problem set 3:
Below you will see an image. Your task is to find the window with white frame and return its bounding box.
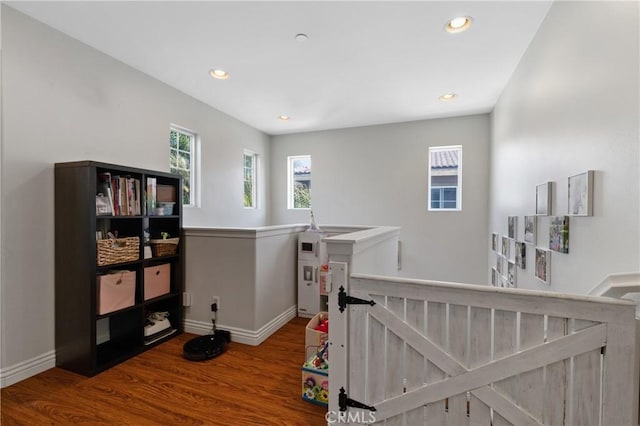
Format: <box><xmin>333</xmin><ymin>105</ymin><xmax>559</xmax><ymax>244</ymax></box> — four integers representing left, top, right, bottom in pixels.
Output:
<box><xmin>428</xmin><ymin>145</ymin><xmax>462</xmax><ymax>211</ymax></box>
<box><xmin>288</xmin><ymin>155</ymin><xmax>311</xmax><ymax>209</ymax></box>
<box><xmin>169</xmin><ymin>126</ymin><xmax>198</xmax><ymax>206</ymax></box>
<box><xmin>243</xmin><ymin>150</ymin><xmax>257</xmax><ymax>208</ymax></box>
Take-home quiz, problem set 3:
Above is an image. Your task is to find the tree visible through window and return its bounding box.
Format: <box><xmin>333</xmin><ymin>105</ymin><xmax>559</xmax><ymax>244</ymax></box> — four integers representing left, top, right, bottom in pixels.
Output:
<box><xmin>288</xmin><ymin>155</ymin><xmax>311</xmax><ymax>209</ymax></box>
<box><xmin>244</xmin><ymin>151</ymin><xmax>257</xmax><ymax>208</ymax></box>
<box><xmin>428</xmin><ymin>146</ymin><xmax>462</xmax><ymax>211</ymax></box>
<box><xmin>170</xmin><ymin>126</ymin><xmax>196</xmax><ymax>206</ymax></box>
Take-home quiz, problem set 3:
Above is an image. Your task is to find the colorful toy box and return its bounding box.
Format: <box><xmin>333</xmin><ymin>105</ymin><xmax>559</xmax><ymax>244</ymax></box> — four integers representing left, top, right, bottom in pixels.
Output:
<box><xmin>301</xmin><ymin>342</ymin><xmax>329</xmax><ymax>406</ymax></box>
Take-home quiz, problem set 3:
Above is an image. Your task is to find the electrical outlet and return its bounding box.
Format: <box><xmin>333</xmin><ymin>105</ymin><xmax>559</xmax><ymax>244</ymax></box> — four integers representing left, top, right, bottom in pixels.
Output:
<box><xmin>211</xmin><ymin>296</ymin><xmax>220</xmax><ymax>311</ymax></box>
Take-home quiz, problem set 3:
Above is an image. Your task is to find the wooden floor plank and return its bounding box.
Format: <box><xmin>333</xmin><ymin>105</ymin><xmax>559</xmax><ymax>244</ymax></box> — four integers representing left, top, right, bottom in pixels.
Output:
<box><xmin>1</xmin><ymin>317</ymin><xmax>327</xmax><ymax>425</ymax></box>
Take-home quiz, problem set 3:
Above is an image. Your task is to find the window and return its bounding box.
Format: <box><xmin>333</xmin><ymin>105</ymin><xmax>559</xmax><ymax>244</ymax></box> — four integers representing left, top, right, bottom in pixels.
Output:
<box><xmin>244</xmin><ymin>150</ymin><xmax>257</xmax><ymax>208</ymax></box>
<box><xmin>169</xmin><ymin>126</ymin><xmax>197</xmax><ymax>206</ymax></box>
<box><xmin>288</xmin><ymin>155</ymin><xmax>311</xmax><ymax>209</ymax></box>
<box><xmin>428</xmin><ymin>145</ymin><xmax>462</xmax><ymax>211</ymax></box>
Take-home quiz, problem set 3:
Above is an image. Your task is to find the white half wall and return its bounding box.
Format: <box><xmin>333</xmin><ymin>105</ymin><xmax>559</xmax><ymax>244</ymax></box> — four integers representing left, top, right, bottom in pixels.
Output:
<box><xmin>0</xmin><ymin>6</ymin><xmax>269</xmax><ymax>380</ymax></box>
<box><xmin>270</xmin><ymin>115</ymin><xmax>491</xmax><ymax>284</ymax></box>
<box><xmin>490</xmin><ymin>1</ymin><xmax>640</xmax><ymax>293</ymax></box>
<box><xmin>183</xmin><ymin>225</ymin><xmax>305</xmax><ymax>344</ymax></box>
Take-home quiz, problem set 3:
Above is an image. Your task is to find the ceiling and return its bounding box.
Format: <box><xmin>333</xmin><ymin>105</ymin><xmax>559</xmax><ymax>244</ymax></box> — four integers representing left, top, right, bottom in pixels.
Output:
<box><xmin>7</xmin><ymin>1</ymin><xmax>553</xmax><ymax>136</ymax></box>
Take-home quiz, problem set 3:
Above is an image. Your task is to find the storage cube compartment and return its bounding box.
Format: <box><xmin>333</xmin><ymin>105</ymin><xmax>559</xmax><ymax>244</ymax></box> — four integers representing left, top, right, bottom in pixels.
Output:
<box><xmin>96</xmin><ymin>236</ymin><xmax>140</xmax><ymax>266</ymax></box>
<box><xmin>97</xmin><ymin>270</ymin><xmax>136</xmax><ymax>315</ymax></box>
<box><xmin>144</xmin><ymin>263</ymin><xmax>171</xmax><ymax>300</ymax></box>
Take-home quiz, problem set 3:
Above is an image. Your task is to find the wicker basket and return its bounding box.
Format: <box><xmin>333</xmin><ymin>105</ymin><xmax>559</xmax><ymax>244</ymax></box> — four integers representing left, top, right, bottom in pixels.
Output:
<box><xmin>149</xmin><ymin>237</ymin><xmax>179</xmax><ymax>257</ymax></box>
<box><xmin>97</xmin><ymin>237</ymin><xmax>140</xmax><ymax>266</ymax></box>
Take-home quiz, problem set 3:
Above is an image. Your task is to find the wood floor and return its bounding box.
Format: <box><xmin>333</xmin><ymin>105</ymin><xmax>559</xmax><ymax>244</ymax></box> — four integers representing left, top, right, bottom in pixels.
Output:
<box><xmin>1</xmin><ymin>317</ymin><xmax>328</xmax><ymax>425</ymax></box>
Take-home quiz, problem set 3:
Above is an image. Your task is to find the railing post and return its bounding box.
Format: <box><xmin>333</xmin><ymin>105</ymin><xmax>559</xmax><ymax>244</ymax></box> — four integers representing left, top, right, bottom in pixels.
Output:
<box><xmin>601</xmin><ymin>310</ymin><xmax>638</xmax><ymax>425</ymax></box>
<box><xmin>328</xmin><ymin>261</ymin><xmax>348</xmax><ymax>424</ymax></box>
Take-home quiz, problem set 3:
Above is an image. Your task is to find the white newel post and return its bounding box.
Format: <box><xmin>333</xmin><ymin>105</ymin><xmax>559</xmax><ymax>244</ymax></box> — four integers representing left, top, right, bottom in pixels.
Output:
<box><xmin>328</xmin><ymin>261</ymin><xmax>348</xmax><ymax>424</ymax></box>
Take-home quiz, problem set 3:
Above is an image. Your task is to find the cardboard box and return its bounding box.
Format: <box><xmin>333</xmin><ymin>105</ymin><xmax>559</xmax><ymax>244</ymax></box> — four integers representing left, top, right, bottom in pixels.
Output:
<box><xmin>157</xmin><ymin>185</ymin><xmax>176</xmax><ymax>203</ymax></box>
<box><xmin>97</xmin><ymin>270</ymin><xmax>135</xmax><ymax>315</ymax></box>
<box><xmin>144</xmin><ymin>263</ymin><xmax>171</xmax><ymax>300</ymax></box>
<box><xmin>305</xmin><ymin>311</ymin><xmax>328</xmax><ymax>357</ymax></box>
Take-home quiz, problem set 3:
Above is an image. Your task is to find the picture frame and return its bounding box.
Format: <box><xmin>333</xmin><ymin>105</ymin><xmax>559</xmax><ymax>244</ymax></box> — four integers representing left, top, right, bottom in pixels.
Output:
<box><xmin>568</xmin><ymin>170</ymin><xmax>594</xmax><ymax>216</ymax></box>
<box><xmin>536</xmin><ymin>182</ymin><xmax>552</xmax><ymax>216</ymax></box>
<box><xmin>501</xmin><ymin>276</ymin><xmax>509</xmax><ymax>288</ymax></box>
<box><xmin>515</xmin><ymin>241</ymin><xmax>526</xmax><ymax>269</ymax></box>
<box><xmin>535</xmin><ymin>248</ymin><xmax>550</xmax><ymax>284</ymax></box>
<box><xmin>508</xmin><ymin>216</ymin><xmax>517</xmax><ymax>239</ymax></box>
<box><xmin>524</xmin><ymin>215</ymin><xmax>536</xmax><ymax>245</ymax></box>
<box><xmin>491</xmin><ymin>233</ymin><xmax>499</xmax><ymax>251</ymax></box>
<box><xmin>507</xmin><ymin>261</ymin><xmax>517</xmax><ymax>287</ymax></box>
<box><xmin>549</xmin><ymin>216</ymin><xmax>570</xmax><ymax>254</ymax></box>
<box><xmin>501</xmin><ymin>236</ymin><xmax>510</xmax><ymax>258</ymax></box>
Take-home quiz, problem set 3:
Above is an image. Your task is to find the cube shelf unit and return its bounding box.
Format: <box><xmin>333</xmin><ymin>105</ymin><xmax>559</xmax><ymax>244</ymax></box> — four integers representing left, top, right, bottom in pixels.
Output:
<box><xmin>55</xmin><ymin>161</ymin><xmax>184</xmax><ymax>376</ymax></box>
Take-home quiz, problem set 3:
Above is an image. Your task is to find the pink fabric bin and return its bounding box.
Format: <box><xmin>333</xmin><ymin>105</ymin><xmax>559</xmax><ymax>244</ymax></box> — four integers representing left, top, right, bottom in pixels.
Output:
<box><xmin>97</xmin><ymin>270</ymin><xmax>136</xmax><ymax>315</ymax></box>
<box><xmin>144</xmin><ymin>263</ymin><xmax>170</xmax><ymax>300</ymax></box>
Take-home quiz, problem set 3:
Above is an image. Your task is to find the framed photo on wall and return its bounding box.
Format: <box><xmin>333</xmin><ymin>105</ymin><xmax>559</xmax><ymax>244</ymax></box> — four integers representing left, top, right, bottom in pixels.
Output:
<box><xmin>491</xmin><ymin>233</ymin><xmax>499</xmax><ymax>251</ymax></box>
<box><xmin>501</xmin><ymin>236</ymin><xmax>510</xmax><ymax>258</ymax></box>
<box><xmin>507</xmin><ymin>261</ymin><xmax>517</xmax><ymax>287</ymax></box>
<box><xmin>568</xmin><ymin>170</ymin><xmax>593</xmax><ymax>216</ymax></box>
<box><xmin>515</xmin><ymin>241</ymin><xmax>526</xmax><ymax>269</ymax></box>
<box><xmin>508</xmin><ymin>216</ymin><xmax>517</xmax><ymax>239</ymax></box>
<box><xmin>549</xmin><ymin>216</ymin><xmax>570</xmax><ymax>254</ymax></box>
<box><xmin>536</xmin><ymin>182</ymin><xmax>552</xmax><ymax>216</ymax></box>
<box><xmin>535</xmin><ymin>248</ymin><xmax>550</xmax><ymax>284</ymax></box>
<box><xmin>524</xmin><ymin>215</ymin><xmax>536</xmax><ymax>245</ymax></box>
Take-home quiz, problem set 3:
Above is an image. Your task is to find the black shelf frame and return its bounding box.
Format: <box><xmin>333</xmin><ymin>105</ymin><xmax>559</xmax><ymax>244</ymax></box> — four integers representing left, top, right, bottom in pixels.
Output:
<box><xmin>55</xmin><ymin>161</ymin><xmax>184</xmax><ymax>377</ymax></box>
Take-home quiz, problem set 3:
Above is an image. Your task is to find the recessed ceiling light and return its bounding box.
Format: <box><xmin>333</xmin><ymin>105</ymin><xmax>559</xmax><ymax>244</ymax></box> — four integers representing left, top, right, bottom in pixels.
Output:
<box><xmin>295</xmin><ymin>33</ymin><xmax>309</xmax><ymax>43</ymax></box>
<box><xmin>439</xmin><ymin>93</ymin><xmax>457</xmax><ymax>101</ymax></box>
<box><xmin>446</xmin><ymin>16</ymin><xmax>472</xmax><ymax>33</ymax></box>
<box><xmin>278</xmin><ymin>115</ymin><xmax>290</xmax><ymax>121</ymax></box>
<box><xmin>209</xmin><ymin>68</ymin><xmax>229</xmax><ymax>80</ymax></box>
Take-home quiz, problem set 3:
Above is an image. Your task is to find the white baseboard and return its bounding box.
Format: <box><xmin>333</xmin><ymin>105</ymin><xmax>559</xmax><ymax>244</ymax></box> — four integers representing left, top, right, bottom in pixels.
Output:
<box><xmin>184</xmin><ymin>305</ymin><xmax>297</xmax><ymax>346</ymax></box>
<box><xmin>0</xmin><ymin>350</ymin><xmax>56</xmax><ymax>388</ymax></box>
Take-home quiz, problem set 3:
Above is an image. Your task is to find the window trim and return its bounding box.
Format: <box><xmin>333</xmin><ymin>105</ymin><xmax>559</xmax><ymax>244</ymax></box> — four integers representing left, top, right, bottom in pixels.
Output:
<box><xmin>428</xmin><ymin>145</ymin><xmax>462</xmax><ymax>212</ymax></box>
<box><xmin>243</xmin><ymin>149</ymin><xmax>257</xmax><ymax>209</ymax></box>
<box><xmin>287</xmin><ymin>155</ymin><xmax>312</xmax><ymax>210</ymax></box>
<box><xmin>170</xmin><ymin>124</ymin><xmax>200</xmax><ymax>208</ymax></box>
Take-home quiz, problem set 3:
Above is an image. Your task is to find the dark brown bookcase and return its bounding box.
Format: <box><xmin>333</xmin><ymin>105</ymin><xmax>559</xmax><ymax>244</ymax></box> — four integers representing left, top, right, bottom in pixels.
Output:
<box><xmin>55</xmin><ymin>161</ymin><xmax>184</xmax><ymax>376</ymax></box>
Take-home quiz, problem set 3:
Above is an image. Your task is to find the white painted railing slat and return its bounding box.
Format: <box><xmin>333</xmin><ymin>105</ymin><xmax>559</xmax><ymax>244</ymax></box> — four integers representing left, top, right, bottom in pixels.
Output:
<box><xmin>469</xmin><ymin>307</ymin><xmax>492</xmax><ymax>426</ymax></box>
<box><xmin>426</xmin><ymin>301</ymin><xmax>447</xmax><ymax>424</ymax></box>
<box><xmin>448</xmin><ymin>304</ymin><xmax>469</xmax><ymax>426</ymax></box>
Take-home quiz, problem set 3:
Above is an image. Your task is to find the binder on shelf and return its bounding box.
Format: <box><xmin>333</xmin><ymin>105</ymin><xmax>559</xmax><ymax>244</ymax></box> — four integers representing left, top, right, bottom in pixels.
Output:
<box><xmin>97</xmin><ymin>172</ymin><xmax>114</xmax><ymax>215</ymax></box>
<box><xmin>147</xmin><ymin>177</ymin><xmax>157</xmax><ymax>214</ymax></box>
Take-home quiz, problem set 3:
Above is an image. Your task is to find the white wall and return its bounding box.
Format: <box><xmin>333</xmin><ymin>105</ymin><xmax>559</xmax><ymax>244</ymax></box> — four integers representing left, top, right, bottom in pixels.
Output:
<box><xmin>490</xmin><ymin>1</ymin><xmax>639</xmax><ymax>293</ymax></box>
<box><xmin>0</xmin><ymin>6</ymin><xmax>269</xmax><ymax>376</ymax></box>
<box><xmin>270</xmin><ymin>115</ymin><xmax>491</xmax><ymax>284</ymax></box>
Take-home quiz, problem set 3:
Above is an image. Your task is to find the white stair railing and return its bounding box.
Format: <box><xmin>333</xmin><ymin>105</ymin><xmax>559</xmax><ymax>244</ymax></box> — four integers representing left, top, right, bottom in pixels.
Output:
<box><xmin>329</xmin><ymin>267</ymin><xmax>640</xmax><ymax>425</ymax></box>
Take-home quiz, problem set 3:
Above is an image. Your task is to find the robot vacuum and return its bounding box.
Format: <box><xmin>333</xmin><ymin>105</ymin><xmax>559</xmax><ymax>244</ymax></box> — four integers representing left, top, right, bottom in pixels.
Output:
<box><xmin>183</xmin><ymin>329</ymin><xmax>231</xmax><ymax>361</ymax></box>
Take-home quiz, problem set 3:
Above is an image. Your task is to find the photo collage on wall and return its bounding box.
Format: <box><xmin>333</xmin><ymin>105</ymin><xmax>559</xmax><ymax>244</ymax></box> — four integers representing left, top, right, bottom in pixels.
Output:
<box><xmin>490</xmin><ymin>171</ymin><xmax>594</xmax><ymax>287</ymax></box>
<box><xmin>491</xmin><ymin>215</ymin><xmax>522</xmax><ymax>289</ymax></box>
